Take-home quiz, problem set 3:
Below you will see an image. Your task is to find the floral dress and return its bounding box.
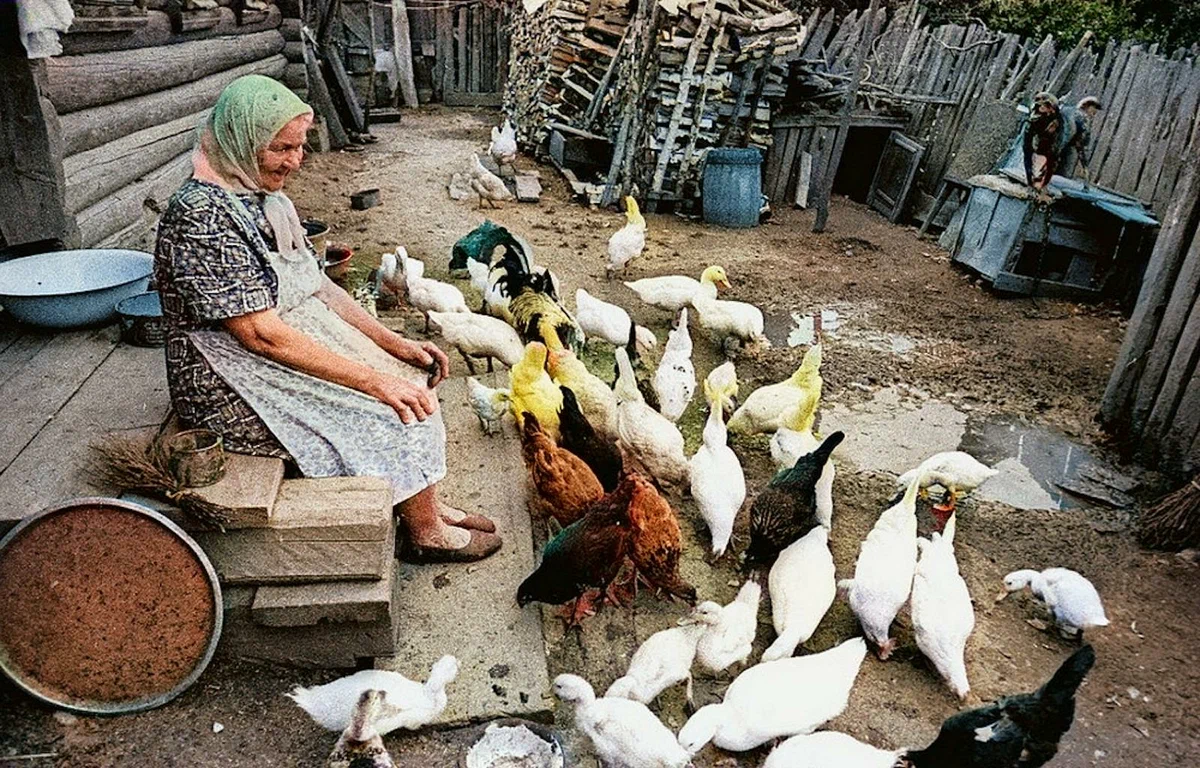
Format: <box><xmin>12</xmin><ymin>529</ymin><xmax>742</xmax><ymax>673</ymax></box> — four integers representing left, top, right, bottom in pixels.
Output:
<box><xmin>154</xmin><ymin>179</ymin><xmax>446</xmax><ymax>503</ymax></box>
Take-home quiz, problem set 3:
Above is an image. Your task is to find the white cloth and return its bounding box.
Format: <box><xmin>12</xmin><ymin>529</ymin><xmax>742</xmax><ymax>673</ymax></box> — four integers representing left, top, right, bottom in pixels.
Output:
<box><xmin>16</xmin><ymin>0</ymin><xmax>75</xmax><ymax>59</ymax></box>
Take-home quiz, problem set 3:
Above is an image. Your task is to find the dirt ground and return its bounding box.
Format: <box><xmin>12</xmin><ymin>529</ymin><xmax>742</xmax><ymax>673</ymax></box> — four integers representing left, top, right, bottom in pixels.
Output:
<box><xmin>3</xmin><ymin>107</ymin><xmax>1199</xmax><ymax>767</ymax></box>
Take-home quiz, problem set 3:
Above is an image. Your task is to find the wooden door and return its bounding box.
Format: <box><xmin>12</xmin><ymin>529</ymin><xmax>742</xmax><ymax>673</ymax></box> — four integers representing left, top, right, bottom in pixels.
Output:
<box><xmin>442</xmin><ymin>1</ymin><xmax>509</xmax><ymax>106</ymax></box>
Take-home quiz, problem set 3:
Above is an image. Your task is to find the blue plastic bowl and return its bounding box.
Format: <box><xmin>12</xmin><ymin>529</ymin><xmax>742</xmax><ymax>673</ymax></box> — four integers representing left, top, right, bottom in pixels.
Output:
<box><xmin>0</xmin><ymin>249</ymin><xmax>154</xmax><ymax>328</ymax></box>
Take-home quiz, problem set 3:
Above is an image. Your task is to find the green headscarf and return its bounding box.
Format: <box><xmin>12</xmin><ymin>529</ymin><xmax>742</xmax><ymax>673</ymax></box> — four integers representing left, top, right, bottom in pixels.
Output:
<box><xmin>205</xmin><ymin>74</ymin><xmax>312</xmax><ymax>188</ymax></box>
<box><xmin>194</xmin><ymin>75</ymin><xmax>313</xmax><ymax>261</ymax></box>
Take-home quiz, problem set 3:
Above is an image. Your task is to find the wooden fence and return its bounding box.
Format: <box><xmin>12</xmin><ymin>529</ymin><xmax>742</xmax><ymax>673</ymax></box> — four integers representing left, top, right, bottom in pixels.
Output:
<box><xmin>1100</xmin><ymin>127</ymin><xmax>1200</xmax><ymax>474</ymax></box>
<box><xmin>407</xmin><ymin>0</ymin><xmax>510</xmax><ymax>105</ymax></box>
<box><xmin>765</xmin><ymin>3</ymin><xmax>1200</xmax><ymax>219</ymax></box>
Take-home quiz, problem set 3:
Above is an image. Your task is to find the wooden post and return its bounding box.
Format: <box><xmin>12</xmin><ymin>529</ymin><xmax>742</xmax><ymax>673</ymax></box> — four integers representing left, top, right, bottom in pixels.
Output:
<box><xmin>812</xmin><ymin>0</ymin><xmax>881</xmax><ymax>233</ymax></box>
<box><xmin>0</xmin><ymin>3</ymin><xmax>79</xmax><ymax>250</ymax></box>
<box><xmin>391</xmin><ymin>0</ymin><xmax>418</xmax><ymax>107</ymax></box>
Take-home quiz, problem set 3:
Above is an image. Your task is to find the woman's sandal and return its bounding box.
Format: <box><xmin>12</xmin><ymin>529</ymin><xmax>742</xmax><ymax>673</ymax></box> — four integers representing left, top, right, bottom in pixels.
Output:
<box><xmin>400</xmin><ymin>530</ymin><xmax>503</xmax><ymax>564</ymax></box>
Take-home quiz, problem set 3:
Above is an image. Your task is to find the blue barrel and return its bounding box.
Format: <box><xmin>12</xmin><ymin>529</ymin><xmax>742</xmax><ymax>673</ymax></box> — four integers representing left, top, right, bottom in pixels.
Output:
<box><xmin>702</xmin><ymin>148</ymin><xmax>763</xmax><ymax>228</ymax></box>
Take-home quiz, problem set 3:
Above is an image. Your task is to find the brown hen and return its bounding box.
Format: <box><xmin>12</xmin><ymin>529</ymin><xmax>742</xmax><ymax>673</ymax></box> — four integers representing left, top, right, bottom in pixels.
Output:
<box><xmin>520</xmin><ymin>411</ymin><xmax>604</xmax><ymax>526</ymax></box>
<box><xmin>626</xmin><ymin>472</ymin><xmax>697</xmax><ymax>604</ymax></box>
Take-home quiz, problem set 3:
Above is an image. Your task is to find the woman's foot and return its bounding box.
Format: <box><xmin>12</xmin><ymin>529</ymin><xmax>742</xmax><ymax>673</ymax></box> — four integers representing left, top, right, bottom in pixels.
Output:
<box><xmin>402</xmin><ymin>526</ymin><xmax>503</xmax><ymax>564</ymax></box>
<box><xmin>437</xmin><ymin>501</ymin><xmax>497</xmax><ymax>533</ymax></box>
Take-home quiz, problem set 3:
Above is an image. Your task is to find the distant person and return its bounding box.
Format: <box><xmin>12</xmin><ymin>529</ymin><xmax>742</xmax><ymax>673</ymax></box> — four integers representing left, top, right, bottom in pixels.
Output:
<box><xmin>1024</xmin><ymin>92</ymin><xmax>1103</xmax><ymax>194</ymax></box>
<box><xmin>154</xmin><ymin>75</ymin><xmax>501</xmax><ymax>563</ymax></box>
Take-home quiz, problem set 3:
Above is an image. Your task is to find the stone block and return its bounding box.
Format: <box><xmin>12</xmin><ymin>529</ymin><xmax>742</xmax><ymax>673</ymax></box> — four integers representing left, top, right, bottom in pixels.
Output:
<box><xmin>251</xmin><ymin>560</ymin><xmax>397</xmax><ymax>627</ymax></box>
<box><xmin>193</xmin><ymin>476</ymin><xmax>394</xmax><ymax>584</ymax></box>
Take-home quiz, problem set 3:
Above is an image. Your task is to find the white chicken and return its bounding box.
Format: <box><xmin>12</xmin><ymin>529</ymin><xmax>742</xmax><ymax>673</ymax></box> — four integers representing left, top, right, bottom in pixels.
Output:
<box><xmin>614</xmin><ymin>346</ymin><xmax>689</xmax><ymax>485</ymax></box>
<box><xmin>1002</xmin><ymin>566</ymin><xmax>1109</xmax><ymax>638</ymax></box>
<box><xmin>469</xmin><ymin>153</ymin><xmax>513</xmax><ymax>209</ymax></box>
<box><xmin>688</xmin><ymin>385</ymin><xmax>744</xmax><ymax>558</ymax></box>
<box><xmin>396</xmin><ymin>248</ymin><xmax>470</xmax><ymax>331</ymax></box>
<box><xmin>466</xmin><ymin>376</ymin><xmax>511</xmax><ymax>436</ymax></box>
<box><xmin>762</xmin><ymin>526</ymin><xmax>836</xmax><ymax>662</ymax></box>
<box><xmin>605</xmin><ymin>622</ymin><xmax>706</xmax><ymax>706</ymax></box>
<box><xmin>770</xmin><ymin>401</ymin><xmax>835</xmax><ymax>528</ymax></box>
<box><xmin>652</xmin><ymin>308</ymin><xmax>695</xmax><ymax>423</ymax></box>
<box><xmin>911</xmin><ymin>513</ymin><xmax>975</xmax><ymax>699</ymax></box>
<box><xmin>691</xmin><ymin>580</ymin><xmax>760</xmax><ymax>674</ymax></box>
<box><xmin>574</xmin><ymin>288</ymin><xmax>657</xmax><ymax>355</ymax></box>
<box><xmin>428</xmin><ymin>311</ymin><xmax>523</xmax><ymax>373</ymax></box>
<box><xmin>677</xmin><ymin>638</ymin><xmax>867</xmax><ymax>754</ymax></box>
<box><xmin>554</xmin><ymin>674</ymin><xmax>689</xmax><ymax>768</ymax></box>
<box><xmin>288</xmin><ymin>656</ymin><xmax>458</xmax><ymax>735</ymax></box>
<box><xmin>606</xmin><ymin>196</ymin><xmax>646</xmax><ymax>278</ymax></box>
<box><xmin>488</xmin><ymin>118</ymin><xmax>517</xmax><ymax>167</ymax></box>
<box><xmin>839</xmin><ymin>474</ymin><xmax>922</xmax><ymax>660</ymax></box>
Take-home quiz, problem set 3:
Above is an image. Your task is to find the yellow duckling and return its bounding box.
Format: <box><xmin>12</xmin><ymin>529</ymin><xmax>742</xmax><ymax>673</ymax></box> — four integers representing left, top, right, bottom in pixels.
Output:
<box><xmin>728</xmin><ymin>344</ymin><xmax>822</xmax><ymax>435</ymax></box>
<box><xmin>546</xmin><ymin>344</ymin><xmax>620</xmax><ymax>438</ymax></box>
<box><xmin>510</xmin><ymin>342</ymin><xmax>563</xmax><ymax>442</ymax></box>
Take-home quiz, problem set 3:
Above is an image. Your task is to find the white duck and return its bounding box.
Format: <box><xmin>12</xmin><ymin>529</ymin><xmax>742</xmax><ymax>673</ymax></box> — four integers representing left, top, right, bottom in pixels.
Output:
<box><xmin>614</xmin><ymin>346</ymin><xmax>689</xmax><ymax>485</ymax></box>
<box><xmin>624</xmin><ymin>266</ymin><xmax>716</xmax><ymax>313</ymax></box>
<box><xmin>466</xmin><ymin>376</ymin><xmax>511</xmax><ymax>436</ymax></box>
<box><xmin>575</xmin><ymin>288</ymin><xmax>656</xmax><ymax>354</ymax></box>
<box><xmin>763</xmin><ymin>731</ymin><xmax>902</xmax><ymax>768</ymax></box>
<box><xmin>652</xmin><ymin>308</ymin><xmax>695</xmax><ymax>422</ymax></box>
<box><xmin>554</xmin><ymin>674</ymin><xmax>689</xmax><ymax>768</ymax></box>
<box><xmin>762</xmin><ymin>526</ymin><xmax>836</xmax><ymax>662</ymax></box>
<box><xmin>896</xmin><ymin>451</ymin><xmax>999</xmax><ymax>530</ymax></box>
<box><xmin>606</xmin><ymin>196</ymin><xmax>646</xmax><ymax>279</ymax></box>
<box><xmin>397</xmin><ymin>248</ymin><xmax>470</xmax><ymax>331</ymax></box>
<box><xmin>688</xmin><ymin>385</ymin><xmax>744</xmax><ymax>558</ymax></box>
<box><xmin>289</xmin><ymin>655</ymin><xmax>458</xmax><ymax>734</ymax></box>
<box><xmin>728</xmin><ymin>344</ymin><xmax>822</xmax><ymax>435</ymax></box>
<box><xmin>469</xmin><ymin>153</ymin><xmax>513</xmax><ymax>208</ymax></box>
<box><xmin>691</xmin><ymin>580</ymin><xmax>760</xmax><ymax>674</ymax></box>
<box><xmin>1002</xmin><ymin>567</ymin><xmax>1109</xmax><ymax>637</ymax></box>
<box><xmin>604</xmin><ymin>622</ymin><xmax>706</xmax><ymax>706</ymax></box>
<box><xmin>911</xmin><ymin>513</ymin><xmax>975</xmax><ymax>700</ymax></box>
<box><xmin>677</xmin><ymin>638</ymin><xmax>868</xmax><ymax>754</ymax></box>
<box><xmin>488</xmin><ymin>118</ymin><xmax>517</xmax><ymax>167</ymax></box>
<box><xmin>839</xmin><ymin>474</ymin><xmax>922</xmax><ymax>660</ymax></box>
<box><xmin>428</xmin><ymin>310</ymin><xmax>524</xmax><ymax>373</ymax></box>
<box><xmin>704</xmin><ymin>360</ymin><xmax>738</xmax><ymax>415</ymax></box>
<box><xmin>690</xmin><ymin>265</ymin><xmax>767</xmax><ymax>354</ymax></box>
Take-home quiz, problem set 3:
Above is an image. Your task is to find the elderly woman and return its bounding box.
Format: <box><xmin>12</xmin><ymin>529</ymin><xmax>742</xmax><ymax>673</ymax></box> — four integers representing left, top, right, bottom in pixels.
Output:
<box><xmin>155</xmin><ymin>75</ymin><xmax>501</xmax><ymax>562</ymax></box>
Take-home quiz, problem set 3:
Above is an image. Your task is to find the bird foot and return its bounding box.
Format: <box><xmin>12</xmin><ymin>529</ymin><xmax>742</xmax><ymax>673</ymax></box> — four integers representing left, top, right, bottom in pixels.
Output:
<box><xmin>558</xmin><ymin>592</ymin><xmax>600</xmax><ymax>628</ymax></box>
<box><xmin>875</xmin><ymin>638</ymin><xmax>897</xmax><ymax>661</ymax></box>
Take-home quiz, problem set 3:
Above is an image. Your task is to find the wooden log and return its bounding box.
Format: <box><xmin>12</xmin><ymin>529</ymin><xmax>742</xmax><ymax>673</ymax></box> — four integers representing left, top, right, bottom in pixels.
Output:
<box><xmin>60</xmin><ymin>10</ymin><xmax>172</xmax><ymax>55</ymax></box>
<box><xmin>1153</xmin><ymin>61</ymin><xmax>1200</xmax><ymax>209</ymax></box>
<box><xmin>59</xmin><ymin>54</ymin><xmax>286</xmax><ymax>157</ymax></box>
<box><xmin>651</xmin><ymin>0</ymin><xmax>714</xmax><ymax>193</ymax></box>
<box><xmin>1143</xmin><ymin>235</ymin><xmax>1200</xmax><ymax>461</ymax></box>
<box><xmin>304</xmin><ymin>37</ymin><xmax>349</xmax><ymax>149</ymax></box>
<box><xmin>1101</xmin><ymin>126</ymin><xmax>1200</xmax><ymax>426</ymax></box>
<box><xmin>282</xmin><ymin>61</ymin><xmax>307</xmax><ymax>90</ymax></box>
<box><xmin>322</xmin><ymin>40</ymin><xmax>366</xmax><ymax>133</ymax></box>
<box><xmin>281</xmin><ymin>17</ymin><xmax>301</xmax><ymax>40</ymax></box>
<box><xmin>210</xmin><ymin>4</ymin><xmax>281</xmax><ymax>35</ymax></box>
<box><xmin>46</xmin><ymin>31</ymin><xmax>284</xmax><ymax>115</ymax></box>
<box><xmin>456</xmin><ymin>7</ymin><xmax>467</xmax><ymax>92</ymax></box>
<box><xmin>1135</xmin><ymin>61</ymin><xmax>1186</xmax><ymax>204</ymax></box>
<box><xmin>63</xmin><ymin>109</ymin><xmax>207</xmax><ymax>214</ymax></box>
<box><xmin>677</xmin><ymin>19</ymin><xmax>725</xmax><ymax>184</ymax></box>
<box><xmin>391</xmin><ymin>0</ymin><xmax>419</xmax><ymax>107</ymax></box>
<box><xmin>284</xmin><ymin>40</ymin><xmax>303</xmax><ymax>61</ymax></box>
<box><xmin>1001</xmin><ymin>33</ymin><xmax>1054</xmax><ymax>101</ymax></box>
<box><xmin>75</xmin><ymin>151</ymin><xmax>193</xmax><ymax>247</ymax></box>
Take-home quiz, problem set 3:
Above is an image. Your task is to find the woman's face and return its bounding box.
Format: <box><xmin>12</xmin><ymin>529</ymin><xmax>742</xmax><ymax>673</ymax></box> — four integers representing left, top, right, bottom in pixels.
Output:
<box><xmin>258</xmin><ymin>113</ymin><xmax>312</xmax><ymax>192</ymax></box>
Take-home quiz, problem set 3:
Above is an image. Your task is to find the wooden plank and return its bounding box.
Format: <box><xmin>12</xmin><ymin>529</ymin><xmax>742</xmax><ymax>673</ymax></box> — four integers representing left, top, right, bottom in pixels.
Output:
<box><xmin>677</xmin><ymin>19</ymin><xmax>724</xmax><ymax>184</ymax></box>
<box><xmin>1143</xmin><ymin>243</ymin><xmax>1200</xmax><ymax>458</ymax></box>
<box><xmin>471</xmin><ymin>5</ymin><xmax>483</xmax><ymax>92</ymax></box>
<box><xmin>1001</xmin><ymin>33</ymin><xmax>1053</xmax><ymax>101</ymax></box>
<box><xmin>1096</xmin><ymin>48</ymin><xmax>1144</xmax><ymax>188</ymax></box>
<box><xmin>1135</xmin><ymin>61</ymin><xmax>1186</xmax><ymax>203</ymax></box>
<box><xmin>303</xmin><ymin>36</ymin><xmax>349</xmax><ymax>149</ymax></box>
<box><xmin>391</xmin><ymin>0</ymin><xmax>419</xmax><ymax>107</ymax></box>
<box><xmin>1113</xmin><ymin>55</ymin><xmax>1164</xmax><ymax>193</ymax></box>
<box><xmin>0</xmin><ymin>330</ymin><xmax>52</xmax><ymax>389</ymax></box>
<box><xmin>1153</xmin><ymin>61</ymin><xmax>1200</xmax><ymax>209</ymax></box>
<box><xmin>456</xmin><ymin>7</ymin><xmax>467</xmax><ymax>93</ymax></box>
<box><xmin>440</xmin><ymin>8</ymin><xmax>455</xmax><ymax>99</ymax></box>
<box><xmin>651</xmin><ymin>0</ymin><xmax>714</xmax><ymax>192</ymax></box>
<box><xmin>1047</xmin><ymin>30</ymin><xmax>1094</xmax><ymax>95</ymax></box>
<box><xmin>1090</xmin><ymin>44</ymin><xmax>1135</xmax><ymax>174</ymax></box>
<box><xmin>763</xmin><ymin>127</ymin><xmax>787</xmax><ymax>201</ymax></box>
<box><xmin>76</xmin><ymin>151</ymin><xmax>193</xmax><ymax>247</ymax></box>
<box><xmin>1101</xmin><ymin>126</ymin><xmax>1200</xmax><ymax>424</ymax></box>
<box><xmin>794</xmin><ymin>150</ymin><xmax>813</xmax><ymax>208</ymax></box>
<box><xmin>0</xmin><ymin>334</ymin><xmax>170</xmax><ymax>534</ymax></box>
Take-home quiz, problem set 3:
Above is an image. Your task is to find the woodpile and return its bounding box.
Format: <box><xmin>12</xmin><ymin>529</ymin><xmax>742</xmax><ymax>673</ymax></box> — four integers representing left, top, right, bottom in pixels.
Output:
<box><xmin>505</xmin><ymin>0</ymin><xmax>805</xmax><ymax>208</ymax></box>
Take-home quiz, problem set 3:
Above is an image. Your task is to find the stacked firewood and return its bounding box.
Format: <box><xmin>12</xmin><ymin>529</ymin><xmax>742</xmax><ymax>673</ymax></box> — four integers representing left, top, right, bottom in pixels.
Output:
<box><xmin>505</xmin><ymin>0</ymin><xmax>807</xmax><ymax>207</ymax></box>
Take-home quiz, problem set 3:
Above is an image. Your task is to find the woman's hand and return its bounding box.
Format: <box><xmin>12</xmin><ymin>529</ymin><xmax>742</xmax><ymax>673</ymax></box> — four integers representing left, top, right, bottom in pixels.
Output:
<box><xmin>389</xmin><ymin>337</ymin><xmax>451</xmax><ymax>387</ymax></box>
<box><xmin>368</xmin><ymin>373</ymin><xmax>440</xmax><ymax>424</ymax></box>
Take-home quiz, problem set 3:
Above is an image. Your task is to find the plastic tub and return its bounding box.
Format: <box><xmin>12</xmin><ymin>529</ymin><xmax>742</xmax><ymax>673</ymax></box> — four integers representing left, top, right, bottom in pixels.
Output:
<box><xmin>0</xmin><ymin>249</ymin><xmax>153</xmax><ymax>328</ymax></box>
<box><xmin>702</xmin><ymin>148</ymin><xmax>763</xmax><ymax>229</ymax></box>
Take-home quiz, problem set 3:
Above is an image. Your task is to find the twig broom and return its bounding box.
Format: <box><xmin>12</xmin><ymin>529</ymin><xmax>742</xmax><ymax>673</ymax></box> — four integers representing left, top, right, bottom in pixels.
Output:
<box><xmin>1137</xmin><ymin>476</ymin><xmax>1200</xmax><ymax>551</ymax></box>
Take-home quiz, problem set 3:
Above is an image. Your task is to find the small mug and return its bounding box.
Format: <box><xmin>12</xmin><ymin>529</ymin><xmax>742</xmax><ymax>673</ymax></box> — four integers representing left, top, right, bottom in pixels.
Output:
<box><xmin>167</xmin><ymin>429</ymin><xmax>226</xmax><ymax>488</ymax></box>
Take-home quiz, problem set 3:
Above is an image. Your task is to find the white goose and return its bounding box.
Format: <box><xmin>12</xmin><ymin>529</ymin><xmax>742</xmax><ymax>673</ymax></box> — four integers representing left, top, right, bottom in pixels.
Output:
<box><xmin>614</xmin><ymin>346</ymin><xmax>688</xmax><ymax>485</ymax></box>
<box><xmin>912</xmin><ymin>513</ymin><xmax>975</xmax><ymax>699</ymax></box>
<box><xmin>688</xmin><ymin>383</ymin><xmax>744</xmax><ymax>558</ymax></box>
<box><xmin>840</xmin><ymin>474</ymin><xmax>922</xmax><ymax>660</ymax></box>
<box><xmin>554</xmin><ymin>674</ymin><xmax>689</xmax><ymax>768</ymax></box>
<box><xmin>762</xmin><ymin>526</ymin><xmax>836</xmax><ymax>662</ymax></box>
<box><xmin>677</xmin><ymin>638</ymin><xmax>868</xmax><ymax>754</ymax></box>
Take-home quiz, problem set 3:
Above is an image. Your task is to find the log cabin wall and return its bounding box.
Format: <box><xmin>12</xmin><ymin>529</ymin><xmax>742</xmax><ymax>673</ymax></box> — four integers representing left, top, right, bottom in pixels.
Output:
<box><xmin>767</xmin><ymin>4</ymin><xmax>1200</xmax><ymax>223</ymax></box>
<box><xmin>40</xmin><ymin>0</ymin><xmax>292</xmax><ymax>251</ymax></box>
